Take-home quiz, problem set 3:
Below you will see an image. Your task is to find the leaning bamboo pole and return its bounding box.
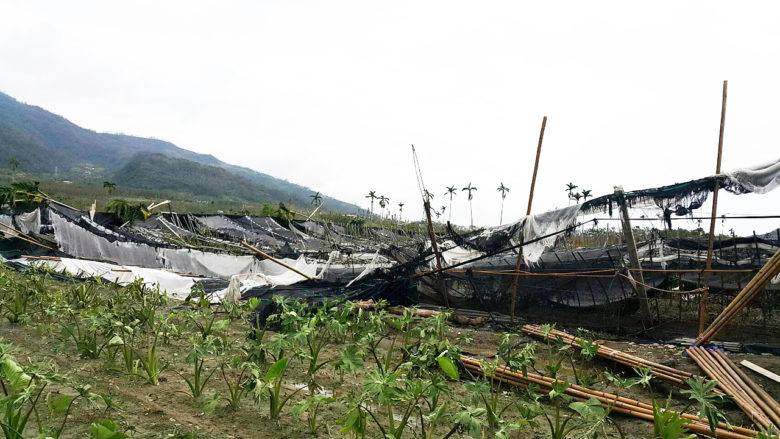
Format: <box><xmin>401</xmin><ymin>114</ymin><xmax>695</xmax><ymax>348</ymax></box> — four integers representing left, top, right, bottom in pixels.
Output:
<box><xmin>460</xmin><ymin>355</ymin><xmax>759</xmax><ymax>438</ymax></box>
<box><xmin>240</xmin><ymin>241</ymin><xmax>314</xmax><ymax>281</ymax></box>
<box><xmin>696</xmin><ymin>248</ymin><xmax>780</xmax><ymax>345</ymax></box>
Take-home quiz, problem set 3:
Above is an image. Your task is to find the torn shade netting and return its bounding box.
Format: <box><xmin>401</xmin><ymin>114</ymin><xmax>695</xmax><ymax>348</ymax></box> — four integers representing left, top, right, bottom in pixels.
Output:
<box><xmin>444</xmin><ymin>158</ymin><xmax>780</xmax><ymax>267</ymax></box>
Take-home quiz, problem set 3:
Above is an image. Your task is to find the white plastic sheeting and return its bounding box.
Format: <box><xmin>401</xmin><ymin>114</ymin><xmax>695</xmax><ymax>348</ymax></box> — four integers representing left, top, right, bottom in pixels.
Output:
<box><xmin>218</xmin><ymin>255</ymin><xmax>321</xmax><ymax>301</ymax></box>
<box><xmin>724</xmin><ymin>157</ymin><xmax>780</xmax><ymax>194</ymax></box>
<box><xmin>16</xmin><ymin>209</ymin><xmax>41</xmax><ymax>234</ymax></box>
<box><xmin>13</xmin><ymin>257</ymin><xmax>196</xmax><ymax>299</ymax></box>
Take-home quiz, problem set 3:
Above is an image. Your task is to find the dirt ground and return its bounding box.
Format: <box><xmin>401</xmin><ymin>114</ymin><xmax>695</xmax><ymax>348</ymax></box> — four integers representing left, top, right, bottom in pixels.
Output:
<box><xmin>1</xmin><ymin>276</ymin><xmax>778</xmax><ymax>438</ymax></box>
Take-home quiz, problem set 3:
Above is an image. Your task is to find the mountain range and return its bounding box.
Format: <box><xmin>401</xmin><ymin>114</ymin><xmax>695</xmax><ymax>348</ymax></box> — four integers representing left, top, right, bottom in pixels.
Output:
<box><xmin>0</xmin><ymin>91</ymin><xmax>360</xmax><ymax>212</ymax></box>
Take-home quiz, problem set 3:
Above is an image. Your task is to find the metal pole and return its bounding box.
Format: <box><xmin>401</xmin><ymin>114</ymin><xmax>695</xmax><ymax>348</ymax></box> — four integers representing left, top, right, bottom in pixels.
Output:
<box><xmin>510</xmin><ymin>116</ymin><xmax>547</xmax><ymax>323</ymax></box>
<box><xmin>699</xmin><ymin>80</ymin><xmax>728</xmax><ymax>334</ymax></box>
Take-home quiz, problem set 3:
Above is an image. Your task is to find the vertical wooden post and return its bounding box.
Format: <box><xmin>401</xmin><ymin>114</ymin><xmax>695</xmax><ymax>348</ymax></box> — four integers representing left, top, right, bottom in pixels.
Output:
<box><xmin>615</xmin><ymin>187</ymin><xmax>652</xmax><ymax>326</ymax></box>
<box><xmin>699</xmin><ymin>80</ymin><xmax>728</xmax><ymax>334</ymax></box>
<box><xmin>510</xmin><ymin>116</ymin><xmax>547</xmax><ymax>323</ymax></box>
<box><xmin>424</xmin><ymin>199</ymin><xmax>449</xmax><ymax>308</ymax></box>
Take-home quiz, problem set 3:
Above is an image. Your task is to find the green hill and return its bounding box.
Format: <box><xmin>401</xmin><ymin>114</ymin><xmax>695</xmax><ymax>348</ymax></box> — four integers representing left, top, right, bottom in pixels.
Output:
<box><xmin>0</xmin><ymin>91</ymin><xmax>360</xmax><ymax>212</ymax></box>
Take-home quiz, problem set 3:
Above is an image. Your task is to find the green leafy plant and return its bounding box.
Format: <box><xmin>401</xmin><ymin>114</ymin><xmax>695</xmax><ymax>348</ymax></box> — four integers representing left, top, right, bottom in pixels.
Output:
<box><xmin>178</xmin><ymin>336</ymin><xmax>223</xmax><ymax>399</ymax></box>
<box><xmin>653</xmin><ymin>394</ymin><xmax>693</xmax><ymax>439</ymax></box>
<box><xmin>88</xmin><ymin>419</ymin><xmax>130</xmax><ymax>439</ymax></box>
<box><xmin>681</xmin><ymin>376</ymin><xmax>730</xmax><ymax>436</ymax></box>
<box><xmin>219</xmin><ymin>358</ymin><xmax>254</xmax><ymax>411</ymax></box>
<box><xmin>294</xmin><ymin>394</ymin><xmax>335</xmax><ymax>434</ymax></box>
<box><xmin>251</xmin><ymin>357</ymin><xmax>303</xmax><ymax>422</ymax></box>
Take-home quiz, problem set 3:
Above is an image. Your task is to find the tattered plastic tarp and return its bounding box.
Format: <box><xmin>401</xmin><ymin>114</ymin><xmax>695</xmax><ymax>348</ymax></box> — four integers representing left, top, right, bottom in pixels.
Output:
<box><xmin>13</xmin><ymin>256</ymin><xmax>197</xmax><ymax>299</ymax></box>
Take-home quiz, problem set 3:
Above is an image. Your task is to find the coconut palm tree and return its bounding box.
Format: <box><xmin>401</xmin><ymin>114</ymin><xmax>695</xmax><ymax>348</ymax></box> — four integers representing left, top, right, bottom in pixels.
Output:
<box><xmin>444</xmin><ymin>186</ymin><xmax>458</xmax><ymax>221</ymax></box>
<box><xmin>462</xmin><ymin>183</ymin><xmax>478</xmax><ymax>228</ymax></box>
<box><xmin>581</xmin><ymin>189</ymin><xmax>592</xmax><ymax>201</ymax></box>
<box><xmin>496</xmin><ymin>182</ymin><xmax>509</xmax><ymax>225</ymax></box>
<box><xmin>440</xmin><ymin>205</ymin><xmax>447</xmax><ymax>221</ymax></box>
<box><xmin>398</xmin><ymin>202</ymin><xmax>404</xmax><ymax>221</ymax></box>
<box><xmin>565</xmin><ymin>182</ymin><xmax>578</xmax><ymax>204</ymax></box>
<box><xmin>572</xmin><ymin>192</ymin><xmax>582</xmax><ymax>204</ymax></box>
<box><xmin>8</xmin><ymin>157</ymin><xmax>19</xmax><ymax>182</ymax></box>
<box><xmin>365</xmin><ymin>190</ymin><xmax>377</xmax><ymax>216</ymax></box>
<box><xmin>309</xmin><ymin>191</ymin><xmax>323</xmax><ymax>206</ymax></box>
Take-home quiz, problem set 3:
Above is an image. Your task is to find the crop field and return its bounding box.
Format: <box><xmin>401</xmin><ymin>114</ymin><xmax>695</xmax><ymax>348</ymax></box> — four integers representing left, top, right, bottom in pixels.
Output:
<box><xmin>0</xmin><ymin>266</ymin><xmax>778</xmax><ymax>438</ymax></box>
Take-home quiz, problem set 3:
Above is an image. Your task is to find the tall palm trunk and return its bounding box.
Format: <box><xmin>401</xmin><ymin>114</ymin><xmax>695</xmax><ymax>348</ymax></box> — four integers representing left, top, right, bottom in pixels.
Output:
<box><xmin>448</xmin><ymin>198</ymin><xmax>453</xmax><ymax>222</ymax></box>
<box><xmin>469</xmin><ymin>200</ymin><xmax>474</xmax><ymax>229</ymax></box>
<box><xmin>499</xmin><ymin>198</ymin><xmax>504</xmax><ymax>225</ymax></box>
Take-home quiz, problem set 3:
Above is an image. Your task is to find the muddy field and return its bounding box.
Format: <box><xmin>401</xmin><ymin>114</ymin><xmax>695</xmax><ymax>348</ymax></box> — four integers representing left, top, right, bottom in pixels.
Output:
<box><xmin>0</xmin><ymin>268</ymin><xmax>778</xmax><ymax>438</ymax></box>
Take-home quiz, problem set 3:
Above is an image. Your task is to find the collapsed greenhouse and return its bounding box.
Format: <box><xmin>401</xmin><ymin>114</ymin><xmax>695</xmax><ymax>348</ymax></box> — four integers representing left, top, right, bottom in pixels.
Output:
<box><xmin>0</xmin><ymin>158</ymin><xmax>778</xmax><ymax>331</ymax></box>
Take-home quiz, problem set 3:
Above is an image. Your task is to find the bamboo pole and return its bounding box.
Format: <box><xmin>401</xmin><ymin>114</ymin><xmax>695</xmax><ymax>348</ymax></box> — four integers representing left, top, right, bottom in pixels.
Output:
<box><xmin>461</xmin><ymin>355</ymin><xmax>758</xmax><ymax>438</ymax></box>
<box><xmin>699</xmin><ymin>79</ymin><xmax>729</xmax><ymax>334</ymax></box>
<box><xmin>240</xmin><ymin>241</ymin><xmax>314</xmax><ymax>281</ymax></box>
<box><xmin>615</xmin><ymin>187</ymin><xmax>652</xmax><ymax>325</ymax></box>
<box><xmin>510</xmin><ymin>116</ymin><xmax>547</xmax><ymax>323</ymax></box>
<box><xmin>423</xmin><ymin>199</ymin><xmax>449</xmax><ymax>308</ymax></box>
<box><xmin>0</xmin><ymin>222</ymin><xmax>55</xmax><ymax>250</ymax></box>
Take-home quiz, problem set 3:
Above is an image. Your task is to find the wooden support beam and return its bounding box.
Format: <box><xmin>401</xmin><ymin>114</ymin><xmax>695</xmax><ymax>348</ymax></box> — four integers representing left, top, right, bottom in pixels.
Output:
<box><xmin>615</xmin><ymin>187</ymin><xmax>652</xmax><ymax>326</ymax></box>
<box><xmin>699</xmin><ymin>80</ymin><xmax>728</xmax><ymax>334</ymax></box>
<box><xmin>240</xmin><ymin>241</ymin><xmax>314</xmax><ymax>281</ymax></box>
<box><xmin>510</xmin><ymin>116</ymin><xmax>547</xmax><ymax>323</ymax></box>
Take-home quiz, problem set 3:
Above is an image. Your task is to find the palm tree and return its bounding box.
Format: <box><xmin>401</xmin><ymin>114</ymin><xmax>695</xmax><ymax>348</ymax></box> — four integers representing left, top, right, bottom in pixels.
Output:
<box><xmin>462</xmin><ymin>183</ymin><xmax>478</xmax><ymax>228</ymax></box>
<box><xmin>440</xmin><ymin>205</ymin><xmax>447</xmax><ymax>221</ymax></box>
<box><xmin>496</xmin><ymin>182</ymin><xmax>509</xmax><ymax>224</ymax></box>
<box><xmin>378</xmin><ymin>195</ymin><xmax>389</xmax><ymax>218</ymax></box>
<box><xmin>565</xmin><ymin>182</ymin><xmax>578</xmax><ymax>204</ymax></box>
<box><xmin>103</xmin><ymin>181</ymin><xmax>116</xmax><ymax>204</ymax></box>
<box><xmin>444</xmin><ymin>186</ymin><xmax>458</xmax><ymax>221</ymax></box>
<box><xmin>8</xmin><ymin>157</ymin><xmax>19</xmax><ymax>182</ymax></box>
<box><xmin>581</xmin><ymin>189</ymin><xmax>592</xmax><ymax>202</ymax></box>
<box><xmin>365</xmin><ymin>190</ymin><xmax>377</xmax><ymax>216</ymax></box>
<box><xmin>309</xmin><ymin>191</ymin><xmax>323</xmax><ymax>206</ymax></box>
<box><xmin>398</xmin><ymin>202</ymin><xmax>404</xmax><ymax>221</ymax></box>
<box><xmin>572</xmin><ymin>192</ymin><xmax>582</xmax><ymax>204</ymax></box>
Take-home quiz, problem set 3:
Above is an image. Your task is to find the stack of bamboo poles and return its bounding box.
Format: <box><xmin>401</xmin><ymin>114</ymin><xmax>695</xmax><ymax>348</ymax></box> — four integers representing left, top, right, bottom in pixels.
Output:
<box><xmin>697</xmin><ymin>248</ymin><xmax>780</xmax><ymax>345</ymax></box>
<box><xmin>523</xmin><ymin>324</ymin><xmax>693</xmax><ymax>387</ymax></box>
<box><xmin>460</xmin><ymin>355</ymin><xmax>759</xmax><ymax>438</ymax></box>
<box><xmin>686</xmin><ymin>346</ymin><xmax>780</xmax><ymax>430</ymax></box>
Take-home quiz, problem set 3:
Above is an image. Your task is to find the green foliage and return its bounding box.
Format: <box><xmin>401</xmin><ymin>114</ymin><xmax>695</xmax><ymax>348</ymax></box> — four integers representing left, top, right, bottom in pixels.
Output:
<box><xmin>88</xmin><ymin>419</ymin><xmax>129</xmax><ymax>439</ymax></box>
<box><xmin>653</xmin><ymin>395</ymin><xmax>693</xmax><ymax>439</ymax></box>
<box><xmin>682</xmin><ymin>376</ymin><xmax>730</xmax><ymax>436</ymax></box>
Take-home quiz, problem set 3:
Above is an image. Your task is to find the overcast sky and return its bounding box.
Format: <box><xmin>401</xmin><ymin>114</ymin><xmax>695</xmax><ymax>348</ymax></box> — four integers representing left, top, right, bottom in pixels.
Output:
<box><xmin>1</xmin><ymin>1</ymin><xmax>778</xmax><ymax>234</ymax></box>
